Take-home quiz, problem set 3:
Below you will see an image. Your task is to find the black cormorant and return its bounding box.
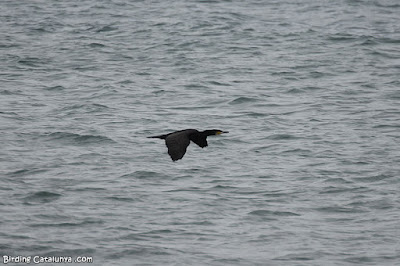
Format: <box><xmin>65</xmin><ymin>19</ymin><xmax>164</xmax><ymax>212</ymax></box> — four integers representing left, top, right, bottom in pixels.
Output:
<box><xmin>148</xmin><ymin>129</ymin><xmax>228</xmax><ymax>161</ymax></box>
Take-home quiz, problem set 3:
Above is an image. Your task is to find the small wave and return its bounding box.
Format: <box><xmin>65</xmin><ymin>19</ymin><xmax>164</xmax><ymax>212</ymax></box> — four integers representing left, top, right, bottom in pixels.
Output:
<box><xmin>7</xmin><ymin>168</ymin><xmax>48</xmax><ymax>177</ymax></box>
<box><xmin>360</xmin><ymin>38</ymin><xmax>379</xmax><ymax>46</ymax></box>
<box><xmin>23</xmin><ymin>191</ymin><xmax>62</xmax><ymax>204</ymax></box>
<box><xmin>88</xmin><ymin>42</ymin><xmax>106</xmax><ymax>48</ymax></box>
<box><xmin>29</xmin><ymin>219</ymin><xmax>103</xmax><ymax>228</ymax></box>
<box><xmin>107</xmin><ymin>246</ymin><xmax>172</xmax><ymax>258</ymax></box>
<box><xmin>243</xmin><ymin>111</ymin><xmax>268</xmax><ymax>118</ymax></box>
<box><xmin>320</xmin><ymin>186</ymin><xmax>365</xmax><ymax>194</ymax></box>
<box><xmin>374</xmin><ymin>2</ymin><xmax>400</xmax><ymax>8</ymax></box>
<box><xmin>184</xmin><ymin>83</ymin><xmax>209</xmax><ymax>90</ymax></box>
<box><xmin>370</xmin><ymin>50</ymin><xmax>400</xmax><ymax>59</ymax></box>
<box><xmin>273</xmin><ymin>252</ymin><xmax>316</xmax><ymax>261</ymax></box>
<box><xmin>208</xmin><ymin>81</ymin><xmax>231</xmax><ymax>86</ymax></box>
<box><xmin>59</xmin><ymin>103</ymin><xmax>111</xmax><ymax>113</ymax></box>
<box><xmin>96</xmin><ymin>25</ymin><xmax>118</xmax><ymax>33</ymax></box>
<box><xmin>1</xmin><ymin>111</ymin><xmax>27</xmax><ymax>122</ymax></box>
<box><xmin>287</xmin><ymin>86</ymin><xmax>322</xmax><ymax>93</ymax></box>
<box><xmin>44</xmin><ymin>132</ymin><xmax>114</xmax><ymax>145</ymax></box>
<box><xmin>43</xmin><ymin>85</ymin><xmax>66</xmax><ymax>91</ymax></box>
<box><xmin>120</xmin><ymin>170</ymin><xmax>164</xmax><ymax>179</ymax></box>
<box><xmin>323</xmin><ymin>177</ymin><xmax>353</xmax><ymax>184</ymax></box>
<box><xmin>286</xmin><ymin>88</ymin><xmax>304</xmax><ymax>94</ymax></box>
<box><xmin>105</xmin><ymin>196</ymin><xmax>136</xmax><ymax>202</ymax></box>
<box><xmin>229</xmin><ymin>96</ymin><xmax>258</xmax><ymax>105</ymax></box>
<box><xmin>1</xmin><ymin>90</ymin><xmax>16</xmax><ymax>95</ymax></box>
<box><xmin>281</xmin><ymin>148</ymin><xmax>312</xmax><ymax>154</ymax></box>
<box><xmin>267</xmin><ymin>134</ymin><xmax>298</xmax><ymax>140</ymax></box>
<box><xmin>249</xmin><ymin>210</ymin><xmax>300</xmax><ymax>217</ymax></box>
<box><xmin>211</xmin><ymin>185</ymin><xmax>237</xmax><ymax>190</ymax></box>
<box><xmin>315</xmin><ymin>206</ymin><xmax>367</xmax><ymax>213</ymax></box>
<box><xmin>17</xmin><ymin>56</ymin><xmax>50</xmax><ymax>68</ymax></box>
<box><xmin>172</xmin><ymin>220</ymin><xmax>214</xmax><ymax>226</ymax></box>
<box><xmin>327</xmin><ymin>33</ymin><xmax>357</xmax><ymax>42</ymax></box>
<box><xmin>352</xmin><ymin>174</ymin><xmax>392</xmax><ymax>183</ymax></box>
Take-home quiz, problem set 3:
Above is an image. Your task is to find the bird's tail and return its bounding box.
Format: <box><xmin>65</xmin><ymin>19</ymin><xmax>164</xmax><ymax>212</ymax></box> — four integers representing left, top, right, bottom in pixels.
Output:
<box><xmin>147</xmin><ymin>134</ymin><xmax>168</xmax><ymax>139</ymax></box>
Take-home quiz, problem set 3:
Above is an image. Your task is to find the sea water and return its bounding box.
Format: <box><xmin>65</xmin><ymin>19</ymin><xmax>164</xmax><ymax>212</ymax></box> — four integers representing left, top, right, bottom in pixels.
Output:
<box><xmin>1</xmin><ymin>0</ymin><xmax>399</xmax><ymax>265</ymax></box>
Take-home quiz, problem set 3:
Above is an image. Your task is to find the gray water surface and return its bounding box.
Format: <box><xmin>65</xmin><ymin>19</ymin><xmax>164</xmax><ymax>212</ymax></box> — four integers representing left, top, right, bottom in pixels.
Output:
<box><xmin>1</xmin><ymin>0</ymin><xmax>399</xmax><ymax>265</ymax></box>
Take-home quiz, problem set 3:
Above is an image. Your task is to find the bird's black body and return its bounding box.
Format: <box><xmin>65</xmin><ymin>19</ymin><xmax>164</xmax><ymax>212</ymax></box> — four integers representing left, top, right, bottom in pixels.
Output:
<box><xmin>148</xmin><ymin>129</ymin><xmax>228</xmax><ymax>161</ymax></box>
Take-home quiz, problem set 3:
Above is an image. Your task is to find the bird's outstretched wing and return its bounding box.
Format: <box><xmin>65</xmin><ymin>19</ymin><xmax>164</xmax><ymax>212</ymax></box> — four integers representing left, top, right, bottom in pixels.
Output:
<box><xmin>190</xmin><ymin>134</ymin><xmax>208</xmax><ymax>148</ymax></box>
<box><xmin>165</xmin><ymin>131</ymin><xmax>191</xmax><ymax>161</ymax></box>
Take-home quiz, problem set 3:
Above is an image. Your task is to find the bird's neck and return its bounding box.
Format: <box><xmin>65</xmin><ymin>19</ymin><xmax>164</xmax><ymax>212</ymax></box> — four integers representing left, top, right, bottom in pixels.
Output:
<box><xmin>201</xmin><ymin>130</ymin><xmax>215</xmax><ymax>137</ymax></box>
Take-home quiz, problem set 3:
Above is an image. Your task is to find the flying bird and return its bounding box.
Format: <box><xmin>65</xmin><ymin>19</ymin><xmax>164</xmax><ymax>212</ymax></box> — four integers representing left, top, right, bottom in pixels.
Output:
<box><xmin>148</xmin><ymin>129</ymin><xmax>228</xmax><ymax>161</ymax></box>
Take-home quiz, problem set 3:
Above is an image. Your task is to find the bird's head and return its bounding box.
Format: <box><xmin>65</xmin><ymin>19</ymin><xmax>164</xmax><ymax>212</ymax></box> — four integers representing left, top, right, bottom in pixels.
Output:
<box><xmin>204</xmin><ymin>129</ymin><xmax>229</xmax><ymax>136</ymax></box>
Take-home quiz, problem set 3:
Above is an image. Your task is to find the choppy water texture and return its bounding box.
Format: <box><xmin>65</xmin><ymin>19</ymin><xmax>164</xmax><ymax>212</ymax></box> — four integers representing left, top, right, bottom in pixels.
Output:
<box><xmin>1</xmin><ymin>0</ymin><xmax>400</xmax><ymax>265</ymax></box>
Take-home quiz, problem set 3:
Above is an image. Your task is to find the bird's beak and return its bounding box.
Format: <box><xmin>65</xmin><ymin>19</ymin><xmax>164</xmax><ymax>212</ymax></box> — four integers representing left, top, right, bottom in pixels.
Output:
<box><xmin>217</xmin><ymin>131</ymin><xmax>229</xmax><ymax>135</ymax></box>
